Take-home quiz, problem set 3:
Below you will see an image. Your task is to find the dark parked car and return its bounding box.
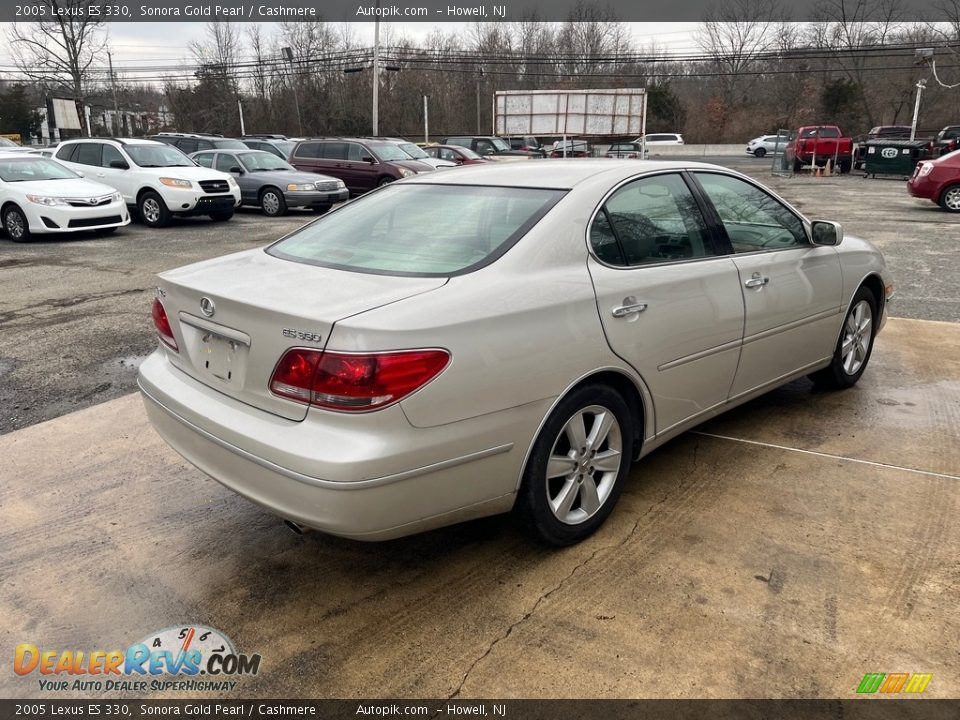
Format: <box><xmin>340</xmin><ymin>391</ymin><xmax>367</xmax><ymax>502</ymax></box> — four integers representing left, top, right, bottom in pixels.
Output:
<box><xmin>504</xmin><ymin>135</ymin><xmax>546</xmax><ymax>157</ymax></box>
<box><xmin>908</xmin><ymin>149</ymin><xmax>960</xmax><ymax>212</ymax></box>
<box><xmin>288</xmin><ymin>138</ymin><xmax>434</xmax><ymax>194</ymax></box>
<box><xmin>934</xmin><ymin>125</ymin><xmax>960</xmax><ymax>156</ymax></box>
<box><xmin>550</xmin><ymin>140</ymin><xmax>592</xmax><ymax>158</ymax></box>
<box><xmin>192</xmin><ymin>149</ymin><xmax>347</xmax><ymax>216</ymax></box>
<box><xmin>423</xmin><ymin>144</ymin><xmax>492</xmax><ymax>166</ymax></box>
<box><xmin>441</xmin><ymin>136</ymin><xmax>535</xmax><ymax>158</ymax></box>
<box><xmin>605</xmin><ymin>142</ymin><xmax>648</xmax><ymax>159</ymax></box>
<box><xmin>241</xmin><ymin>137</ymin><xmax>296</xmax><ymax>160</ymax></box>
<box><xmin>151</xmin><ymin>133</ymin><xmax>248</xmax><ymax>155</ymax></box>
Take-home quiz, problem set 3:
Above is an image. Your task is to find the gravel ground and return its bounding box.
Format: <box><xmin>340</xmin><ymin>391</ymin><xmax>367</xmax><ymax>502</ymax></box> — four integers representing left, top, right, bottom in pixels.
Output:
<box><xmin>0</xmin><ymin>161</ymin><xmax>956</xmax><ymax>435</ymax></box>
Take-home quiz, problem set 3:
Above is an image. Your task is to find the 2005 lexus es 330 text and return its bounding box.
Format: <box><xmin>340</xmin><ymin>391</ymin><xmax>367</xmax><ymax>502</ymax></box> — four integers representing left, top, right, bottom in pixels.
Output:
<box><xmin>139</xmin><ymin>161</ymin><xmax>893</xmax><ymax>545</ymax></box>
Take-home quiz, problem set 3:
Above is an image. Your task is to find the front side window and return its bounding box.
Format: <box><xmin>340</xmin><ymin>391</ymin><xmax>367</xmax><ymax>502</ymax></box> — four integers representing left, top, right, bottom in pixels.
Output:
<box><xmin>101</xmin><ymin>144</ymin><xmax>125</xmax><ymax>167</ymax></box>
<box><xmin>694</xmin><ymin>172</ymin><xmax>807</xmax><ymax>252</ymax></box>
<box><xmin>269</xmin><ymin>184</ymin><xmax>565</xmax><ymax>276</ymax></box>
<box><xmin>215</xmin><ymin>154</ymin><xmax>237</xmax><ymax>172</ymax></box>
<box><xmin>590</xmin><ymin>173</ymin><xmax>714</xmax><ymax>266</ymax></box>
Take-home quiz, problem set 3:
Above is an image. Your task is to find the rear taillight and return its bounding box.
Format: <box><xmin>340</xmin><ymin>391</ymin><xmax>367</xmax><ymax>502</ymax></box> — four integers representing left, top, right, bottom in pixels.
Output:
<box><xmin>151</xmin><ymin>299</ymin><xmax>178</xmax><ymax>351</ymax></box>
<box><xmin>918</xmin><ymin>163</ymin><xmax>934</xmax><ymax>177</ymax></box>
<box><xmin>270</xmin><ymin>348</ymin><xmax>450</xmax><ymax>412</ymax></box>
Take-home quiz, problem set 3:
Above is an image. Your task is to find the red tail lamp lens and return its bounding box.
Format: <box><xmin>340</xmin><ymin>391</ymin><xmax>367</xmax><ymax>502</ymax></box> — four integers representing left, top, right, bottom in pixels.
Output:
<box><xmin>152</xmin><ymin>299</ymin><xmax>178</xmax><ymax>351</ymax></box>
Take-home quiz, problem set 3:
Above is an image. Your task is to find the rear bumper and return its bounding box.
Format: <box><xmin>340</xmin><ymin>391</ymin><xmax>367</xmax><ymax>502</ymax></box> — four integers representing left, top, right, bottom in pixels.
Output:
<box><xmin>138</xmin><ymin>351</ymin><xmax>547</xmax><ymax>540</ymax></box>
<box><xmin>906</xmin><ymin>176</ymin><xmax>937</xmax><ymax>201</ymax></box>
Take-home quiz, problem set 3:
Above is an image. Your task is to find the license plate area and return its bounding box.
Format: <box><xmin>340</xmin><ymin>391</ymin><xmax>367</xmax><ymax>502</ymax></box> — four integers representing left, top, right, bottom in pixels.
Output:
<box><xmin>201</xmin><ymin>331</ymin><xmax>243</xmax><ymax>382</ymax></box>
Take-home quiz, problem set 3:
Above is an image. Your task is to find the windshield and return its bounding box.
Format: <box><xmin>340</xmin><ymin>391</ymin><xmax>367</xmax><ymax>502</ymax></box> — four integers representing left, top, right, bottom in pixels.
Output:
<box><xmin>239</xmin><ymin>152</ymin><xmax>293</xmax><ymax>171</ymax></box>
<box><xmin>369</xmin><ymin>143</ymin><xmax>413</xmax><ymax>162</ymax></box>
<box><xmin>0</xmin><ymin>157</ymin><xmax>80</xmax><ymax>182</ymax></box>
<box><xmin>272</xmin><ymin>140</ymin><xmax>295</xmax><ymax>156</ymax></box>
<box><xmin>268</xmin><ymin>184</ymin><xmax>565</xmax><ymax>276</ymax></box>
<box><xmin>398</xmin><ymin>143</ymin><xmax>429</xmax><ymax>159</ymax></box>
<box><xmin>125</xmin><ymin>144</ymin><xmax>194</xmax><ymax>167</ymax></box>
<box><xmin>491</xmin><ymin>138</ymin><xmax>510</xmax><ymax>151</ymax></box>
<box><xmin>0</xmin><ymin>138</ymin><xmax>18</xmax><ymax>147</ymax></box>
<box><xmin>458</xmin><ymin>147</ymin><xmax>482</xmax><ymax>159</ymax></box>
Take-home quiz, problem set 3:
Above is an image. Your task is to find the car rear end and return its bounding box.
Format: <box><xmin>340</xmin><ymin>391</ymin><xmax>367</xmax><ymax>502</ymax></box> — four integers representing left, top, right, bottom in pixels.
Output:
<box><xmin>139</xmin><ymin>180</ymin><xmax>570</xmax><ymax>539</ymax></box>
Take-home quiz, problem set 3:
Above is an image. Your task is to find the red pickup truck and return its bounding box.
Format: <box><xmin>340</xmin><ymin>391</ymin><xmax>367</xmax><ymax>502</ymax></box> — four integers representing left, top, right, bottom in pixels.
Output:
<box><xmin>786</xmin><ymin>125</ymin><xmax>854</xmax><ymax>173</ymax></box>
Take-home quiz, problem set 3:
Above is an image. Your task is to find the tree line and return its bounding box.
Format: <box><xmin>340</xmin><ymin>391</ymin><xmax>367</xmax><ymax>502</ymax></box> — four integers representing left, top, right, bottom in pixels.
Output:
<box><xmin>2</xmin><ymin>0</ymin><xmax>960</xmax><ymax>143</ymax></box>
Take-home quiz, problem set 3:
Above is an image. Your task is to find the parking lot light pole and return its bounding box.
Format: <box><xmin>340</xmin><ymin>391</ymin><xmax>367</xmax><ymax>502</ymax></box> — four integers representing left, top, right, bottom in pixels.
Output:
<box><xmin>423</xmin><ymin>95</ymin><xmax>429</xmax><ymax>143</ymax></box>
<box><xmin>910</xmin><ymin>79</ymin><xmax>926</xmax><ymax>141</ymax></box>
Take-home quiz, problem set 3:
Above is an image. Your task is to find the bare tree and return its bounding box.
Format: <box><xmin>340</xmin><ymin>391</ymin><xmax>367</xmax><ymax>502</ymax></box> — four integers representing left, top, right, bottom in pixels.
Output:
<box><xmin>6</xmin><ymin>0</ymin><xmax>107</xmax><ymax>134</ymax></box>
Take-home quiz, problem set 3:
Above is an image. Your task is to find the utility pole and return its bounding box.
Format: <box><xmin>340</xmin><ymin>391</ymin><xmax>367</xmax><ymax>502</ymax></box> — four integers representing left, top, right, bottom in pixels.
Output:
<box><xmin>423</xmin><ymin>95</ymin><xmax>429</xmax><ymax>143</ymax></box>
<box><xmin>910</xmin><ymin>79</ymin><xmax>926</xmax><ymax>141</ymax></box>
<box><xmin>238</xmin><ymin>99</ymin><xmax>245</xmax><ymax>136</ymax></box>
<box><xmin>372</xmin><ymin>0</ymin><xmax>381</xmax><ymax>136</ymax></box>
<box><xmin>107</xmin><ymin>50</ymin><xmax>119</xmax><ymax>136</ymax></box>
<box><xmin>475</xmin><ymin>67</ymin><xmax>483</xmax><ymax>134</ymax></box>
<box><xmin>282</xmin><ymin>47</ymin><xmax>303</xmax><ymax>136</ymax></box>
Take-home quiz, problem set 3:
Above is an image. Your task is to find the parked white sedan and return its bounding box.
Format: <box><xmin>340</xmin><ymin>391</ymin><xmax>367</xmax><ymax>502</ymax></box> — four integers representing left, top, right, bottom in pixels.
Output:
<box><xmin>140</xmin><ymin>161</ymin><xmax>892</xmax><ymax>545</ymax></box>
<box><xmin>0</xmin><ymin>155</ymin><xmax>129</xmax><ymax>241</ymax></box>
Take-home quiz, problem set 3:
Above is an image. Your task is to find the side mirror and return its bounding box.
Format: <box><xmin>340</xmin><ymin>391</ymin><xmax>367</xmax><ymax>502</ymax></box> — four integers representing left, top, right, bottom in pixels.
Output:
<box><xmin>811</xmin><ymin>220</ymin><xmax>843</xmax><ymax>246</ymax></box>
<box><xmin>108</xmin><ymin>159</ymin><xmax>129</xmax><ymax>170</ymax></box>
<box><xmin>361</xmin><ymin>155</ymin><xmax>376</xmax><ymax>164</ymax></box>
<box><xmin>229</xmin><ymin>166</ymin><xmax>243</xmax><ymax>174</ymax></box>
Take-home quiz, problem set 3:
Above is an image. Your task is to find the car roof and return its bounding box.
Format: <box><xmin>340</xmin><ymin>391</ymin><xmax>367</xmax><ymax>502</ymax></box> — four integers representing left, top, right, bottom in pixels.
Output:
<box><xmin>405</xmin><ymin>159</ymin><xmax>727</xmax><ymax>189</ymax></box>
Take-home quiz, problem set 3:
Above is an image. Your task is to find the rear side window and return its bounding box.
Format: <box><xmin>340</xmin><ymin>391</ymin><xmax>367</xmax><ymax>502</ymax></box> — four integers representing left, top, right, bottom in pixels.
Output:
<box><xmin>446</xmin><ymin>138</ymin><xmax>470</xmax><ymax>148</ymax></box>
<box><xmin>294</xmin><ymin>142</ymin><xmax>320</xmax><ymax>158</ymax></box>
<box><xmin>178</xmin><ymin>138</ymin><xmax>199</xmax><ymax>154</ymax></box>
<box><xmin>56</xmin><ymin>144</ymin><xmax>78</xmax><ymax>162</ymax></box>
<box><xmin>75</xmin><ymin>143</ymin><xmax>101</xmax><ymax>166</ymax></box>
<box><xmin>194</xmin><ymin>153</ymin><xmax>214</xmax><ymax>168</ymax></box>
<box><xmin>320</xmin><ymin>143</ymin><xmax>347</xmax><ymax>160</ymax></box>
<box><xmin>268</xmin><ymin>184</ymin><xmax>566</xmax><ymax>276</ymax></box>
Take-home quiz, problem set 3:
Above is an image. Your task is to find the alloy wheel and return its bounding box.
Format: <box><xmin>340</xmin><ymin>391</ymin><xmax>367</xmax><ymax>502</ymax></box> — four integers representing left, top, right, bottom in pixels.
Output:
<box><xmin>841</xmin><ymin>300</ymin><xmax>873</xmax><ymax>375</ymax></box>
<box><xmin>545</xmin><ymin>405</ymin><xmax>622</xmax><ymax>525</ymax></box>
<box><xmin>5</xmin><ymin>211</ymin><xmax>25</xmax><ymax>239</ymax></box>
<box><xmin>944</xmin><ymin>187</ymin><xmax>960</xmax><ymax>211</ymax></box>
<box><xmin>142</xmin><ymin>198</ymin><xmax>161</xmax><ymax>224</ymax></box>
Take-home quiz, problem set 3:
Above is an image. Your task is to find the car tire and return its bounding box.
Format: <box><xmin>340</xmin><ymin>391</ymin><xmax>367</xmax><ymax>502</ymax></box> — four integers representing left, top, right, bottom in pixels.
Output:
<box><xmin>377</xmin><ymin>176</ymin><xmax>394</xmax><ymax>187</ymax></box>
<box><xmin>838</xmin><ymin>159</ymin><xmax>852</xmax><ymax>174</ymax></box>
<box><xmin>516</xmin><ymin>384</ymin><xmax>634</xmax><ymax>546</ymax></box>
<box><xmin>810</xmin><ymin>285</ymin><xmax>877</xmax><ymax>390</ymax></box>
<box><xmin>754</xmin><ymin>147</ymin><xmax>766</xmax><ymax>158</ymax></box>
<box><xmin>312</xmin><ymin>205</ymin><xmax>332</xmax><ymax>215</ymax></box>
<box><xmin>259</xmin><ymin>187</ymin><xmax>287</xmax><ymax>217</ymax></box>
<box><xmin>938</xmin><ymin>184</ymin><xmax>960</xmax><ymax>213</ymax></box>
<box><xmin>793</xmin><ymin>159</ymin><xmax>803</xmax><ymax>172</ymax></box>
<box><xmin>209</xmin><ymin>210</ymin><xmax>234</xmax><ymax>222</ymax></box>
<box><xmin>2</xmin><ymin>205</ymin><xmax>30</xmax><ymax>242</ymax></box>
<box><xmin>137</xmin><ymin>191</ymin><xmax>171</xmax><ymax>228</ymax></box>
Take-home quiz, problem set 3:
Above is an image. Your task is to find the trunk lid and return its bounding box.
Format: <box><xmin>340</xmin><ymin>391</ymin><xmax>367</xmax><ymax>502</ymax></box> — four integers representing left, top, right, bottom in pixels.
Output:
<box><xmin>157</xmin><ymin>248</ymin><xmax>447</xmax><ymax>420</ymax></box>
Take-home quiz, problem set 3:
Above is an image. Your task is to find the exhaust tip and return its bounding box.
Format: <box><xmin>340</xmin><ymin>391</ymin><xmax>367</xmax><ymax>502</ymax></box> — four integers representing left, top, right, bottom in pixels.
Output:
<box><xmin>283</xmin><ymin>519</ymin><xmax>311</xmax><ymax>536</ymax></box>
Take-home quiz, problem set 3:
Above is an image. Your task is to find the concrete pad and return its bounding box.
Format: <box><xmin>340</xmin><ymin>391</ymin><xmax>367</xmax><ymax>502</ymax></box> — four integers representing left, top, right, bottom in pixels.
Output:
<box><xmin>1</xmin><ymin>318</ymin><xmax>958</xmax><ymax>699</ymax></box>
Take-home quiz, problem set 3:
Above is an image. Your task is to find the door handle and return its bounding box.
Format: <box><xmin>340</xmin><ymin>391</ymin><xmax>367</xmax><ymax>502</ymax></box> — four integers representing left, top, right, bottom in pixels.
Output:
<box><xmin>744</xmin><ymin>275</ymin><xmax>770</xmax><ymax>288</ymax></box>
<box><xmin>611</xmin><ymin>301</ymin><xmax>648</xmax><ymax>318</ymax></box>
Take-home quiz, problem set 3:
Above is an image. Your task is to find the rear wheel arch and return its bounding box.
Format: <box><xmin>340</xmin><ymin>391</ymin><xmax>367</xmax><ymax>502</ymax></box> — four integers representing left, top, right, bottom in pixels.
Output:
<box><xmin>515</xmin><ymin>368</ymin><xmax>649</xmax><ymax>495</ymax></box>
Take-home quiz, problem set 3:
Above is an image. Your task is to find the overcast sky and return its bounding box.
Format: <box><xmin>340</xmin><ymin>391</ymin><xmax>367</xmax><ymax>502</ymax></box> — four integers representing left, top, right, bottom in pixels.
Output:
<box><xmin>0</xmin><ymin>22</ymin><xmax>701</xmax><ymax>69</ymax></box>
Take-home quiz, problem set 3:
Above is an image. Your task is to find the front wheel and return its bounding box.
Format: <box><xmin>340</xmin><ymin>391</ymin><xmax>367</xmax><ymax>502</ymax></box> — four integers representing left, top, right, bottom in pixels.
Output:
<box><xmin>209</xmin><ymin>210</ymin><xmax>234</xmax><ymax>222</ymax></box>
<box><xmin>939</xmin><ymin>184</ymin><xmax>960</xmax><ymax>212</ymax></box>
<box><xmin>138</xmin><ymin>191</ymin><xmax>171</xmax><ymax>228</ymax></box>
<box><xmin>312</xmin><ymin>204</ymin><xmax>332</xmax><ymax>215</ymax></box>
<box><xmin>377</xmin><ymin>176</ymin><xmax>394</xmax><ymax>187</ymax></box>
<box><xmin>516</xmin><ymin>384</ymin><xmax>633</xmax><ymax>546</ymax></box>
<box><xmin>3</xmin><ymin>205</ymin><xmax>30</xmax><ymax>242</ymax></box>
<box><xmin>754</xmin><ymin>147</ymin><xmax>766</xmax><ymax>158</ymax></box>
<box><xmin>259</xmin><ymin>188</ymin><xmax>287</xmax><ymax>217</ymax></box>
<box><xmin>810</xmin><ymin>286</ymin><xmax>877</xmax><ymax>390</ymax></box>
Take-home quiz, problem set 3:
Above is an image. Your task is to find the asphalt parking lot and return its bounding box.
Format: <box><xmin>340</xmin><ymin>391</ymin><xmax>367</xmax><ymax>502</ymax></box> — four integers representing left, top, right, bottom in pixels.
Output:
<box><xmin>1</xmin><ymin>159</ymin><xmax>958</xmax><ymax>699</ymax></box>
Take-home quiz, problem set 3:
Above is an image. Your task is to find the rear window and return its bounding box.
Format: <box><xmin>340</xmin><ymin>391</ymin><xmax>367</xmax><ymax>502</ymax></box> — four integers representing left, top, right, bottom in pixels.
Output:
<box><xmin>267</xmin><ymin>184</ymin><xmax>565</xmax><ymax>276</ymax></box>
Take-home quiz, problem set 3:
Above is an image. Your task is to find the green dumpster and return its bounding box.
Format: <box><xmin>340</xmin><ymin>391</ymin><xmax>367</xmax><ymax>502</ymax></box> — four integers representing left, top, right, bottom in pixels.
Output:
<box><xmin>863</xmin><ymin>139</ymin><xmax>930</xmax><ymax>178</ymax></box>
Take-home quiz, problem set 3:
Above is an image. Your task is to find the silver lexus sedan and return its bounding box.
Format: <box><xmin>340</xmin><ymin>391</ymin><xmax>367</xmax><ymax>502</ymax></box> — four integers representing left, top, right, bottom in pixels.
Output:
<box><xmin>139</xmin><ymin>161</ymin><xmax>893</xmax><ymax>545</ymax></box>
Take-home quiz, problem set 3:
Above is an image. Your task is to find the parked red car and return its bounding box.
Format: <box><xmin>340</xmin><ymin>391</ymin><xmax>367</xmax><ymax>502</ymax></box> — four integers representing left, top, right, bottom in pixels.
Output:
<box><xmin>908</xmin><ymin>150</ymin><xmax>960</xmax><ymax>212</ymax></box>
<box><xmin>422</xmin><ymin>144</ymin><xmax>491</xmax><ymax>166</ymax></box>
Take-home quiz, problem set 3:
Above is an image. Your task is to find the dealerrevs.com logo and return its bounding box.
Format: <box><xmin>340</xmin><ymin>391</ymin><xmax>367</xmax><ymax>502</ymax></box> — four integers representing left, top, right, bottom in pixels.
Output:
<box><xmin>14</xmin><ymin>625</ymin><xmax>261</xmax><ymax>693</ymax></box>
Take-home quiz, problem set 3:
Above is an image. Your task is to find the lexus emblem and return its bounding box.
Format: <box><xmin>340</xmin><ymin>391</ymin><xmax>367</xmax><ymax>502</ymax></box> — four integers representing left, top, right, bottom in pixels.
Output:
<box><xmin>200</xmin><ymin>297</ymin><xmax>216</xmax><ymax>317</ymax></box>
